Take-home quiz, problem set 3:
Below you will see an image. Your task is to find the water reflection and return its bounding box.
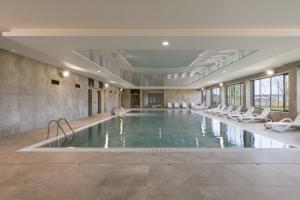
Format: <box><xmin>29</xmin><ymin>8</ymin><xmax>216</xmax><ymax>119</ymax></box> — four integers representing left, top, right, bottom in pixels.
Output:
<box><xmin>205</xmin><ymin>117</ymin><xmax>290</xmax><ymax>148</ymax></box>
<box><xmin>43</xmin><ymin>111</ymin><xmax>292</xmax><ymax>148</ymax></box>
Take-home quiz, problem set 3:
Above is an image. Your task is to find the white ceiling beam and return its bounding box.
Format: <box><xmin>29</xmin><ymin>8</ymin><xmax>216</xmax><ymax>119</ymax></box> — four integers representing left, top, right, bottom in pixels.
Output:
<box><xmin>4</xmin><ymin>29</ymin><xmax>300</xmax><ymax>37</ymax></box>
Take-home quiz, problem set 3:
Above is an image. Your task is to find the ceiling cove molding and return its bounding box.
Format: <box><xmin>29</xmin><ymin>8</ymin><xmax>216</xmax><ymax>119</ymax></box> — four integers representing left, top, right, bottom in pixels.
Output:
<box><xmin>4</xmin><ymin>29</ymin><xmax>300</xmax><ymax>37</ymax></box>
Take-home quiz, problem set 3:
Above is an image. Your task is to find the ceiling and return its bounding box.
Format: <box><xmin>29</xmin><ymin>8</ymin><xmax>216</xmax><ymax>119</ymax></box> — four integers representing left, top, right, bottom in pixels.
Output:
<box><xmin>116</xmin><ymin>49</ymin><xmax>204</xmax><ymax>68</ymax></box>
<box><xmin>1</xmin><ymin>1</ymin><xmax>300</xmax><ymax>89</ymax></box>
<box><xmin>1</xmin><ymin>0</ymin><xmax>300</xmax><ymax>30</ymax></box>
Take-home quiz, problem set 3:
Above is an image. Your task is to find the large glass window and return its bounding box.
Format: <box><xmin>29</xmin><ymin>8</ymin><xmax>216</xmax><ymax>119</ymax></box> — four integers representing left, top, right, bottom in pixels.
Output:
<box><xmin>226</xmin><ymin>83</ymin><xmax>243</xmax><ymax>106</ymax></box>
<box><xmin>252</xmin><ymin>74</ymin><xmax>289</xmax><ymax>111</ymax></box>
<box><xmin>211</xmin><ymin>88</ymin><xmax>220</xmax><ymax>106</ymax></box>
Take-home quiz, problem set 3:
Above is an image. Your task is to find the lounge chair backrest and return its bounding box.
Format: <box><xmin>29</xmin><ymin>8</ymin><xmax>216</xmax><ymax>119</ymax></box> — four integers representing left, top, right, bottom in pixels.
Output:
<box><xmin>294</xmin><ymin>114</ymin><xmax>300</xmax><ymax>122</ymax></box>
<box><xmin>231</xmin><ymin>106</ymin><xmax>241</xmax><ymax>114</ymax></box>
<box><xmin>235</xmin><ymin>106</ymin><xmax>242</xmax><ymax>112</ymax></box>
<box><xmin>245</xmin><ymin>107</ymin><xmax>254</xmax><ymax>115</ymax></box>
<box><xmin>227</xmin><ymin>105</ymin><xmax>233</xmax><ymax>111</ymax></box>
<box><xmin>260</xmin><ymin>107</ymin><xmax>271</xmax><ymax>117</ymax></box>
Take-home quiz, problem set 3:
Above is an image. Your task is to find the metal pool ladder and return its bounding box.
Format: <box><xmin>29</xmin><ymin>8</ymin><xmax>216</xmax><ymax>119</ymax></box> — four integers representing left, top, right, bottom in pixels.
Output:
<box><xmin>46</xmin><ymin>118</ymin><xmax>75</xmax><ymax>140</ymax></box>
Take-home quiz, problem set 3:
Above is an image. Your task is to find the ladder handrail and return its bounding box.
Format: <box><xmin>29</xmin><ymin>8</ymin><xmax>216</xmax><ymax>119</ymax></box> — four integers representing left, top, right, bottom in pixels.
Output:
<box><xmin>58</xmin><ymin>118</ymin><xmax>76</xmax><ymax>139</ymax></box>
<box><xmin>47</xmin><ymin>119</ymin><xmax>68</xmax><ymax>140</ymax></box>
<box><xmin>47</xmin><ymin>120</ymin><xmax>59</xmax><ymax>139</ymax></box>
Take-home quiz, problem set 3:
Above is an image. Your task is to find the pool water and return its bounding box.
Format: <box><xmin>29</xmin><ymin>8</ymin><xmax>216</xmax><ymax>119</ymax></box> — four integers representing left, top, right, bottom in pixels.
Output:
<box><xmin>43</xmin><ymin>110</ymin><xmax>291</xmax><ymax>148</ymax></box>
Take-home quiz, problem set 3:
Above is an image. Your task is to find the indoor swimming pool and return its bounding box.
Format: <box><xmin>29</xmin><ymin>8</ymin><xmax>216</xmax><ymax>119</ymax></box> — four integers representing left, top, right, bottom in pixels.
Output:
<box><xmin>39</xmin><ymin>110</ymin><xmax>292</xmax><ymax>149</ymax></box>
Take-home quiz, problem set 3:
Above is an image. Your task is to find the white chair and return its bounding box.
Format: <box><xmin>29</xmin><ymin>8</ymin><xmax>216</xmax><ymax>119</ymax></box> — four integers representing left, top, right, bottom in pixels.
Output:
<box><xmin>238</xmin><ymin>107</ymin><xmax>271</xmax><ymax>123</ymax></box>
<box><xmin>173</xmin><ymin>102</ymin><xmax>180</xmax><ymax>108</ymax></box>
<box><xmin>190</xmin><ymin>102</ymin><xmax>198</xmax><ymax>109</ymax></box>
<box><xmin>181</xmin><ymin>102</ymin><xmax>188</xmax><ymax>108</ymax></box>
<box><xmin>264</xmin><ymin>114</ymin><xmax>300</xmax><ymax>132</ymax></box>
<box><xmin>219</xmin><ymin>105</ymin><xmax>234</xmax><ymax>116</ymax></box>
<box><xmin>206</xmin><ymin>104</ymin><xmax>221</xmax><ymax>113</ymax></box>
<box><xmin>191</xmin><ymin>103</ymin><xmax>204</xmax><ymax>110</ymax></box>
<box><xmin>213</xmin><ymin>105</ymin><xmax>226</xmax><ymax>115</ymax></box>
<box><xmin>167</xmin><ymin>102</ymin><xmax>173</xmax><ymax>108</ymax></box>
<box><xmin>227</xmin><ymin>106</ymin><xmax>242</xmax><ymax>118</ymax></box>
<box><xmin>229</xmin><ymin>107</ymin><xmax>254</xmax><ymax>119</ymax></box>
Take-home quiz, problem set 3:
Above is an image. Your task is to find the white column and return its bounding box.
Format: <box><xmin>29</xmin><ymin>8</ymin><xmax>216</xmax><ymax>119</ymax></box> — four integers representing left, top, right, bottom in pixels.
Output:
<box><xmin>221</xmin><ymin>86</ymin><xmax>226</xmax><ymax>105</ymax></box>
<box><xmin>206</xmin><ymin>89</ymin><xmax>211</xmax><ymax>106</ymax></box>
<box><xmin>245</xmin><ymin>80</ymin><xmax>251</xmax><ymax>108</ymax></box>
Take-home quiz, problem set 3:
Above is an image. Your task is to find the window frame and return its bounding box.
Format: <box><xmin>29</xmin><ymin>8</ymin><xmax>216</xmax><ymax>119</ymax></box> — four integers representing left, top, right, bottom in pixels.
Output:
<box><xmin>251</xmin><ymin>73</ymin><xmax>289</xmax><ymax>112</ymax></box>
<box><xmin>211</xmin><ymin>87</ymin><xmax>221</xmax><ymax>106</ymax></box>
<box><xmin>225</xmin><ymin>82</ymin><xmax>244</xmax><ymax>106</ymax></box>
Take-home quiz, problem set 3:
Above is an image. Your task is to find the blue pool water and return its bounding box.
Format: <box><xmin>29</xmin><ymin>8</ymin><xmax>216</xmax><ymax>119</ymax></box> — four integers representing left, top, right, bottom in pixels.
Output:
<box><xmin>42</xmin><ymin>110</ymin><xmax>291</xmax><ymax>148</ymax></box>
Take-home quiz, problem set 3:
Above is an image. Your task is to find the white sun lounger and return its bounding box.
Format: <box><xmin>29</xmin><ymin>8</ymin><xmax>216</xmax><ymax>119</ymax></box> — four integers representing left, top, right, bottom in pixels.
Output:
<box><xmin>167</xmin><ymin>102</ymin><xmax>173</xmax><ymax>108</ymax></box>
<box><xmin>191</xmin><ymin>103</ymin><xmax>204</xmax><ymax>110</ymax></box>
<box><xmin>238</xmin><ymin>107</ymin><xmax>271</xmax><ymax>123</ymax></box>
<box><xmin>219</xmin><ymin>105</ymin><xmax>234</xmax><ymax>116</ymax></box>
<box><xmin>213</xmin><ymin>105</ymin><xmax>226</xmax><ymax>115</ymax></box>
<box><xmin>173</xmin><ymin>102</ymin><xmax>180</xmax><ymax>108</ymax></box>
<box><xmin>229</xmin><ymin>107</ymin><xmax>254</xmax><ymax>119</ymax></box>
<box><xmin>206</xmin><ymin>104</ymin><xmax>221</xmax><ymax>113</ymax></box>
<box><xmin>264</xmin><ymin>114</ymin><xmax>300</xmax><ymax>132</ymax></box>
<box><xmin>181</xmin><ymin>102</ymin><xmax>188</xmax><ymax>108</ymax></box>
<box><xmin>227</xmin><ymin>106</ymin><xmax>242</xmax><ymax>118</ymax></box>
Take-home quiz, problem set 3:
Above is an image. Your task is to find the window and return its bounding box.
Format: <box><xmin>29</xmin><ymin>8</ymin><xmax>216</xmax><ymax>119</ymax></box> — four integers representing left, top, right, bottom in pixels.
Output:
<box><xmin>211</xmin><ymin>88</ymin><xmax>220</xmax><ymax>106</ymax></box>
<box><xmin>252</xmin><ymin>74</ymin><xmax>289</xmax><ymax>111</ymax></box>
<box><xmin>226</xmin><ymin>83</ymin><xmax>243</xmax><ymax>106</ymax></box>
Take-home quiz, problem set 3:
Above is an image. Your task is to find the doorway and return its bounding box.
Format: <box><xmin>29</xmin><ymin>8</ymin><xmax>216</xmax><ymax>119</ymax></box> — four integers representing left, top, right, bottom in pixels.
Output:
<box><xmin>131</xmin><ymin>89</ymin><xmax>140</xmax><ymax>108</ymax></box>
<box><xmin>97</xmin><ymin>91</ymin><xmax>101</xmax><ymax>113</ymax></box>
<box><xmin>88</xmin><ymin>89</ymin><xmax>92</xmax><ymax>116</ymax></box>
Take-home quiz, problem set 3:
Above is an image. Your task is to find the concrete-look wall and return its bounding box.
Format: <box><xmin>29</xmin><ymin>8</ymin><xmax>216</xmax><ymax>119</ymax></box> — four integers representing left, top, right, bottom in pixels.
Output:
<box><xmin>0</xmin><ymin>49</ymin><xmax>88</xmax><ymax>137</ymax></box>
<box><xmin>104</xmin><ymin>85</ymin><xmax>121</xmax><ymax>112</ymax></box>
<box><xmin>164</xmin><ymin>89</ymin><xmax>202</xmax><ymax>106</ymax></box>
<box><xmin>0</xmin><ymin>49</ymin><xmax>122</xmax><ymax>137</ymax></box>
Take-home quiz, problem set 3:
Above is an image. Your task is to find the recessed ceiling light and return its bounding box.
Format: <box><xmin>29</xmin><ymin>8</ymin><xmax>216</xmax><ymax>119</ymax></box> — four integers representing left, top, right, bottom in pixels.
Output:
<box><xmin>104</xmin><ymin>83</ymin><xmax>109</xmax><ymax>88</ymax></box>
<box><xmin>266</xmin><ymin>69</ymin><xmax>275</xmax><ymax>76</ymax></box>
<box><xmin>97</xmin><ymin>70</ymin><xmax>101</xmax><ymax>73</ymax></box>
<box><xmin>219</xmin><ymin>83</ymin><xmax>224</xmax><ymax>87</ymax></box>
<box><xmin>223</xmin><ymin>70</ymin><xmax>226</xmax><ymax>73</ymax></box>
<box><xmin>162</xmin><ymin>41</ymin><xmax>170</xmax><ymax>46</ymax></box>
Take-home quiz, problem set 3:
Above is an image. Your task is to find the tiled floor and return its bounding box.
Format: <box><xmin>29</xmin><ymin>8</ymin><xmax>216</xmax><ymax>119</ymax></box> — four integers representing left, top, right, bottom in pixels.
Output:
<box><xmin>1</xmin><ymin>110</ymin><xmax>300</xmax><ymax>200</ymax></box>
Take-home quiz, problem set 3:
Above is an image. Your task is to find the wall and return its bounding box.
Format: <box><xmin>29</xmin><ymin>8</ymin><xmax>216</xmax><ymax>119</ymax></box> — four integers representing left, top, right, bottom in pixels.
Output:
<box><xmin>164</xmin><ymin>89</ymin><xmax>202</xmax><ymax>106</ymax></box>
<box><xmin>0</xmin><ymin>49</ymin><xmax>88</xmax><ymax>137</ymax></box>
<box><xmin>104</xmin><ymin>85</ymin><xmax>121</xmax><ymax>112</ymax></box>
<box><xmin>0</xmin><ymin>49</ymin><xmax>121</xmax><ymax>137</ymax></box>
